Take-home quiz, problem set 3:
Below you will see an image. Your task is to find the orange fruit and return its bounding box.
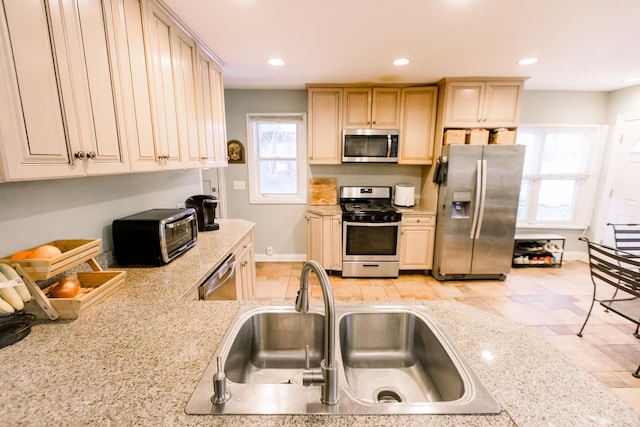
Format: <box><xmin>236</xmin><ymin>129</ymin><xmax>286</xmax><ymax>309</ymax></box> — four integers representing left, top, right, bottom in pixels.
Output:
<box><xmin>31</xmin><ymin>244</ymin><xmax>62</xmax><ymax>259</ymax></box>
<box><xmin>9</xmin><ymin>250</ymin><xmax>32</xmax><ymax>259</ymax></box>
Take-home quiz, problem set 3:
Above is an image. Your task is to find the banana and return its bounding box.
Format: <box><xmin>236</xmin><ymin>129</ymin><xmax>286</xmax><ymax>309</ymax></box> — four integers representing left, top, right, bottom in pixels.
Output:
<box><xmin>0</xmin><ymin>271</ymin><xmax>24</xmax><ymax>310</ymax></box>
<box><xmin>0</xmin><ymin>263</ymin><xmax>31</xmax><ymax>302</ymax></box>
<box><xmin>0</xmin><ymin>296</ymin><xmax>15</xmax><ymax>316</ymax></box>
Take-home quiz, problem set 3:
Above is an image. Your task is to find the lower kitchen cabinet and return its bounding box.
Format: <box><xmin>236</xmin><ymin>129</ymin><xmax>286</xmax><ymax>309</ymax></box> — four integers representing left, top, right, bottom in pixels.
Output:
<box><xmin>399</xmin><ymin>213</ymin><xmax>436</xmax><ymax>270</ymax></box>
<box><xmin>306</xmin><ymin>210</ymin><xmax>342</xmax><ymax>271</ymax></box>
<box><xmin>235</xmin><ymin>231</ymin><xmax>256</xmax><ymax>300</ymax></box>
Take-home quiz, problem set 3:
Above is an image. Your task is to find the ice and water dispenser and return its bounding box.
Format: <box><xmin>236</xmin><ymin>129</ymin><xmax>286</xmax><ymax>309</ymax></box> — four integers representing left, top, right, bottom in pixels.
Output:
<box><xmin>451</xmin><ymin>192</ymin><xmax>471</xmax><ymax>218</ymax></box>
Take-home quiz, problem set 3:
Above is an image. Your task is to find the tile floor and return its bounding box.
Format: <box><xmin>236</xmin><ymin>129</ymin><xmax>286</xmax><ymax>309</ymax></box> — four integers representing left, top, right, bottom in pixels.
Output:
<box><xmin>254</xmin><ymin>260</ymin><xmax>640</xmax><ymax>412</ymax></box>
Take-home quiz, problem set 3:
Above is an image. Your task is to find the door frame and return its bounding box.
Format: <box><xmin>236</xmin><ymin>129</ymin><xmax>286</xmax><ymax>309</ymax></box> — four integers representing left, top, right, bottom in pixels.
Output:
<box><xmin>593</xmin><ymin>111</ymin><xmax>640</xmax><ymax>244</ymax></box>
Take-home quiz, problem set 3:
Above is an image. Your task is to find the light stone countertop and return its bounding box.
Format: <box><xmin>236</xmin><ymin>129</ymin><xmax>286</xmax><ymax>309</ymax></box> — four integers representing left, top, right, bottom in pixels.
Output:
<box><xmin>1</xmin><ymin>218</ymin><xmax>639</xmax><ymax>426</ymax></box>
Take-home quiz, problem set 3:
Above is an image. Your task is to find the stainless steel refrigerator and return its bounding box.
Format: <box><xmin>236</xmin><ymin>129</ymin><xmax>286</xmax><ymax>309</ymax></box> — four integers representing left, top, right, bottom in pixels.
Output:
<box><xmin>432</xmin><ymin>144</ymin><xmax>525</xmax><ymax>280</ymax></box>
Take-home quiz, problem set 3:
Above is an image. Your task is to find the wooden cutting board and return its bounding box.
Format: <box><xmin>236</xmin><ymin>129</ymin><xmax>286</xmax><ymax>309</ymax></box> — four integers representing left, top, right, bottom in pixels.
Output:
<box><xmin>309</xmin><ymin>178</ymin><xmax>337</xmax><ymax>205</ymax></box>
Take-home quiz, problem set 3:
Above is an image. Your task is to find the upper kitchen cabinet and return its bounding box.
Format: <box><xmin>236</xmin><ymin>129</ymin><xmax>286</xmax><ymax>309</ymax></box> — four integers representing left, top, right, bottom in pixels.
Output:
<box><xmin>145</xmin><ymin>4</ymin><xmax>185</xmax><ymax>170</ymax></box>
<box><xmin>440</xmin><ymin>78</ymin><xmax>526</xmax><ymax>128</ymax></box>
<box><xmin>115</xmin><ymin>0</ymin><xmax>161</xmax><ymax>173</ymax></box>
<box><xmin>343</xmin><ymin>87</ymin><xmax>401</xmax><ymax>129</ymax></box>
<box><xmin>195</xmin><ymin>46</ymin><xmax>228</xmax><ymax>168</ymax></box>
<box><xmin>0</xmin><ymin>0</ymin><xmax>130</xmax><ymax>181</ymax></box>
<box><xmin>398</xmin><ymin>86</ymin><xmax>438</xmax><ymax>165</ymax></box>
<box><xmin>120</xmin><ymin>0</ymin><xmax>227</xmax><ymax>171</ymax></box>
<box><xmin>307</xmin><ymin>87</ymin><xmax>342</xmax><ymax>164</ymax></box>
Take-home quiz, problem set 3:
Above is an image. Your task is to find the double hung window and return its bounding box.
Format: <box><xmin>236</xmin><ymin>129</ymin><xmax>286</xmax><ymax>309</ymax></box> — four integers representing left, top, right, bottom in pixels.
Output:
<box><xmin>516</xmin><ymin>125</ymin><xmax>606</xmax><ymax>227</ymax></box>
<box><xmin>246</xmin><ymin>114</ymin><xmax>307</xmax><ymax>204</ymax></box>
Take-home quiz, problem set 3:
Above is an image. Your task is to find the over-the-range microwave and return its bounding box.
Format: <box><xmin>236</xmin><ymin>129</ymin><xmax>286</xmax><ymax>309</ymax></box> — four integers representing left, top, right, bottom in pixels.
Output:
<box><xmin>342</xmin><ymin>129</ymin><xmax>399</xmax><ymax>163</ymax></box>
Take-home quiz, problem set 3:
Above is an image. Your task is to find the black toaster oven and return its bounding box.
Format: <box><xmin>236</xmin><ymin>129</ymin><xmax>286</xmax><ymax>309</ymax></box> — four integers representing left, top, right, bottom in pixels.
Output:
<box><xmin>112</xmin><ymin>208</ymin><xmax>198</xmax><ymax>266</ymax></box>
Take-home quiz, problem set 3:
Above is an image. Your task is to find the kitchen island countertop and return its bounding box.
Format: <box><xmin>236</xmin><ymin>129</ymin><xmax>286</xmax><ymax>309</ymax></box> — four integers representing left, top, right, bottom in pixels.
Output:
<box><xmin>1</xmin><ymin>218</ymin><xmax>638</xmax><ymax>426</ymax></box>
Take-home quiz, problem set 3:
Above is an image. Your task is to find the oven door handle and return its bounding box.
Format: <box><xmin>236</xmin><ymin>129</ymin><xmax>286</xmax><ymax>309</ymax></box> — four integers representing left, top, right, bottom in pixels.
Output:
<box><xmin>344</xmin><ymin>221</ymin><xmax>401</xmax><ymax>227</ymax></box>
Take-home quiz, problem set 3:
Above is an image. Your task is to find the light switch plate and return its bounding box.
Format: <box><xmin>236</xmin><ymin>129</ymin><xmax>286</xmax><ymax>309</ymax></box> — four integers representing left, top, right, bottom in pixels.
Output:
<box><xmin>233</xmin><ymin>180</ymin><xmax>246</xmax><ymax>190</ymax></box>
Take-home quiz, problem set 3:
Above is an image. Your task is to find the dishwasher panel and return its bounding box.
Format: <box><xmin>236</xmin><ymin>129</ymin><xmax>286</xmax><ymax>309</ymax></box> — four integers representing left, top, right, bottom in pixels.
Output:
<box><xmin>199</xmin><ymin>254</ymin><xmax>237</xmax><ymax>300</ymax></box>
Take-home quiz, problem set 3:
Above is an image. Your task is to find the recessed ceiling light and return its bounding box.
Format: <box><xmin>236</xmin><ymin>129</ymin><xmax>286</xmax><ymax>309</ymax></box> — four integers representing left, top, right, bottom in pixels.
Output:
<box><xmin>518</xmin><ymin>57</ymin><xmax>538</xmax><ymax>65</ymax></box>
<box><xmin>624</xmin><ymin>77</ymin><xmax>640</xmax><ymax>84</ymax></box>
<box><xmin>268</xmin><ymin>58</ymin><xmax>284</xmax><ymax>66</ymax></box>
<box><xmin>393</xmin><ymin>58</ymin><xmax>410</xmax><ymax>66</ymax></box>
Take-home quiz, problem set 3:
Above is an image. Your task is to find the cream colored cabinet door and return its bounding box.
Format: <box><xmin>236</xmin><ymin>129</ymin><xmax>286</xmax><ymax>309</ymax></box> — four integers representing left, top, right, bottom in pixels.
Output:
<box><xmin>0</xmin><ymin>0</ymin><xmax>128</xmax><ymax>180</ymax></box>
<box><xmin>482</xmin><ymin>81</ymin><xmax>524</xmax><ymax>127</ymax></box>
<box><xmin>146</xmin><ymin>4</ymin><xmax>183</xmax><ymax>169</ymax></box>
<box><xmin>72</xmin><ymin>0</ymin><xmax>129</xmax><ymax>176</ymax></box>
<box><xmin>330</xmin><ymin>214</ymin><xmax>342</xmax><ymax>271</ymax></box>
<box><xmin>0</xmin><ymin>0</ymin><xmax>82</xmax><ymax>180</ymax></box>
<box><xmin>399</xmin><ymin>215</ymin><xmax>435</xmax><ymax>270</ymax></box>
<box><xmin>443</xmin><ymin>80</ymin><xmax>524</xmax><ymax>128</ymax></box>
<box><xmin>306</xmin><ymin>212</ymin><xmax>323</xmax><ymax>263</ymax></box>
<box><xmin>443</xmin><ymin>81</ymin><xmax>485</xmax><ymax>127</ymax></box>
<box><xmin>211</xmin><ymin>64</ymin><xmax>228</xmax><ymax>167</ymax></box>
<box><xmin>116</xmin><ymin>0</ymin><xmax>161</xmax><ymax>173</ymax></box>
<box><xmin>371</xmin><ymin>88</ymin><xmax>401</xmax><ymax>129</ymax></box>
<box><xmin>344</xmin><ymin>87</ymin><xmax>400</xmax><ymax>129</ymax></box>
<box><xmin>306</xmin><ymin>211</ymin><xmax>342</xmax><ymax>271</ymax></box>
<box><xmin>399</xmin><ymin>87</ymin><xmax>438</xmax><ymax>165</ymax></box>
<box><xmin>307</xmin><ymin>88</ymin><xmax>342</xmax><ymax>164</ymax></box>
<box><xmin>172</xmin><ymin>27</ymin><xmax>201</xmax><ymax>168</ymax></box>
<box><xmin>343</xmin><ymin>88</ymin><xmax>371</xmax><ymax>128</ymax></box>
<box><xmin>236</xmin><ymin>233</ymin><xmax>255</xmax><ymax>301</ymax></box>
<box><xmin>196</xmin><ymin>47</ymin><xmax>228</xmax><ymax>167</ymax></box>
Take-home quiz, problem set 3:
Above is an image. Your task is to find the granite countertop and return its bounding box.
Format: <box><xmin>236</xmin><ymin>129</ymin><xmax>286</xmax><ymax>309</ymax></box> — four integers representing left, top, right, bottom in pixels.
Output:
<box><xmin>1</xmin><ymin>218</ymin><xmax>639</xmax><ymax>426</ymax></box>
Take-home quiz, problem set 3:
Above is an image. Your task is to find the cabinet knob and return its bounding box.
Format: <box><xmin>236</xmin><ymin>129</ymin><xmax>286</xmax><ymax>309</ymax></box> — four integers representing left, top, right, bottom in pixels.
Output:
<box><xmin>87</xmin><ymin>151</ymin><xmax>97</xmax><ymax>160</ymax></box>
<box><xmin>74</xmin><ymin>151</ymin><xmax>86</xmax><ymax>160</ymax></box>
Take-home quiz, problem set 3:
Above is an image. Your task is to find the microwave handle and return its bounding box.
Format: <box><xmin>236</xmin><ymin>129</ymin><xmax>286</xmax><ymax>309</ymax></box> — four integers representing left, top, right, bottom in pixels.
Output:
<box><xmin>387</xmin><ymin>134</ymin><xmax>391</xmax><ymax>157</ymax></box>
<box><xmin>165</xmin><ymin>214</ymin><xmax>196</xmax><ymax>229</ymax></box>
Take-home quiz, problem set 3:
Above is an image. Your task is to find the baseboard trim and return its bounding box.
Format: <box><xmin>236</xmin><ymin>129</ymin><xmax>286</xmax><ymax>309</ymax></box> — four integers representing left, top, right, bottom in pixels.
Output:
<box><xmin>255</xmin><ymin>254</ymin><xmax>307</xmax><ymax>262</ymax></box>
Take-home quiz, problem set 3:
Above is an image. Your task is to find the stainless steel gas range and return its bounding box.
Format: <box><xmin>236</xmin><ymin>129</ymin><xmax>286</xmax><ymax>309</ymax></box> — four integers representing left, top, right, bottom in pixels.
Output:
<box><xmin>340</xmin><ymin>186</ymin><xmax>402</xmax><ymax>278</ymax></box>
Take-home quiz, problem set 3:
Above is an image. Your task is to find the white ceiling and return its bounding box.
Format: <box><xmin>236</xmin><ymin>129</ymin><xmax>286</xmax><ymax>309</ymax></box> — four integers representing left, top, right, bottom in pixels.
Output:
<box><xmin>162</xmin><ymin>0</ymin><xmax>640</xmax><ymax>92</ymax></box>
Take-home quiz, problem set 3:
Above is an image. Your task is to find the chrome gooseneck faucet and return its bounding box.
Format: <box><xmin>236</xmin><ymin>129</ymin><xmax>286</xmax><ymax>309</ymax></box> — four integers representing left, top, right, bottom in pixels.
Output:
<box><xmin>295</xmin><ymin>260</ymin><xmax>338</xmax><ymax>405</ymax></box>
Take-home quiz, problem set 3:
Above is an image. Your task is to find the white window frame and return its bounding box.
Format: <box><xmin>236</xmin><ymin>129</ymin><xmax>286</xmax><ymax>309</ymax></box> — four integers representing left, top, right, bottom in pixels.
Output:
<box><xmin>246</xmin><ymin>113</ymin><xmax>307</xmax><ymax>204</ymax></box>
<box><xmin>516</xmin><ymin>124</ymin><xmax>608</xmax><ymax>229</ymax></box>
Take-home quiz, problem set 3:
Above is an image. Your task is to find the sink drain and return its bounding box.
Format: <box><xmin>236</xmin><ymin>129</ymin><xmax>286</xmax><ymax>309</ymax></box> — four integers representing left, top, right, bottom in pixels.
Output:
<box><xmin>376</xmin><ymin>389</ymin><xmax>402</xmax><ymax>403</ymax></box>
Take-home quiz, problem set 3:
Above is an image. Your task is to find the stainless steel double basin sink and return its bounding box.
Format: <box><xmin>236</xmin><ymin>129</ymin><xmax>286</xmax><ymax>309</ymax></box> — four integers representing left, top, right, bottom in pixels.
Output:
<box><xmin>186</xmin><ymin>305</ymin><xmax>501</xmax><ymax>415</ymax></box>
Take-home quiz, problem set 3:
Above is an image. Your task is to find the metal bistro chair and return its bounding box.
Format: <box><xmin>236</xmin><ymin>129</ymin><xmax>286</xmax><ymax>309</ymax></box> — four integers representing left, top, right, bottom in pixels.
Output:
<box><xmin>577</xmin><ymin>237</ymin><xmax>640</xmax><ymax>377</ymax></box>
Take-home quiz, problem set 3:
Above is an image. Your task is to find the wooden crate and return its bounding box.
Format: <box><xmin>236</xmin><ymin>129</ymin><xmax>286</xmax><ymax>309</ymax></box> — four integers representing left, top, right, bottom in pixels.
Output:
<box><xmin>24</xmin><ymin>271</ymin><xmax>126</xmax><ymax>319</ymax></box>
<box><xmin>0</xmin><ymin>239</ymin><xmax>100</xmax><ymax>280</ymax></box>
<box><xmin>489</xmin><ymin>129</ymin><xmax>516</xmax><ymax>144</ymax></box>
<box><xmin>443</xmin><ymin>129</ymin><xmax>466</xmax><ymax>145</ymax></box>
<box><xmin>466</xmin><ymin>129</ymin><xmax>489</xmax><ymax>145</ymax></box>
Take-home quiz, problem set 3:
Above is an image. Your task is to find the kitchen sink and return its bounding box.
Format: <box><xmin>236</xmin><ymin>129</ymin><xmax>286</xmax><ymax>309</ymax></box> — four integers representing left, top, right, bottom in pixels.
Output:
<box><xmin>225</xmin><ymin>311</ymin><xmax>324</xmax><ymax>384</ymax></box>
<box><xmin>339</xmin><ymin>311</ymin><xmax>464</xmax><ymax>404</ymax></box>
<box><xmin>185</xmin><ymin>305</ymin><xmax>501</xmax><ymax>415</ymax></box>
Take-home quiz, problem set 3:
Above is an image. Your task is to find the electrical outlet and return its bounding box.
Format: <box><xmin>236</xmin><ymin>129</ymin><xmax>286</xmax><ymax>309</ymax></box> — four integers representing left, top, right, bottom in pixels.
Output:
<box><xmin>233</xmin><ymin>180</ymin><xmax>246</xmax><ymax>190</ymax></box>
<box><xmin>266</xmin><ymin>246</ymin><xmax>273</xmax><ymax>256</ymax></box>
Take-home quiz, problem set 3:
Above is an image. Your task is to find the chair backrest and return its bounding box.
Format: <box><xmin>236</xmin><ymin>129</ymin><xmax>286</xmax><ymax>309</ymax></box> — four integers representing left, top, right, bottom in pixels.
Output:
<box><xmin>580</xmin><ymin>237</ymin><xmax>640</xmax><ymax>298</ymax></box>
<box><xmin>607</xmin><ymin>223</ymin><xmax>640</xmax><ymax>254</ymax></box>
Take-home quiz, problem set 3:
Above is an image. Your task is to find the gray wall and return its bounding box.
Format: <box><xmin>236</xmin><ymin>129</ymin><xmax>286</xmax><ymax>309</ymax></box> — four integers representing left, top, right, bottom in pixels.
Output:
<box><xmin>0</xmin><ymin>170</ymin><xmax>202</xmax><ymax>256</ymax></box>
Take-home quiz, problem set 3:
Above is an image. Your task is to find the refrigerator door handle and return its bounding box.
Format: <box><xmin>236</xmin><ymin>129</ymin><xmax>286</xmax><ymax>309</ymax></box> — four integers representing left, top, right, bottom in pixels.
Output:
<box><xmin>474</xmin><ymin>159</ymin><xmax>488</xmax><ymax>239</ymax></box>
<box><xmin>470</xmin><ymin>159</ymin><xmax>483</xmax><ymax>239</ymax></box>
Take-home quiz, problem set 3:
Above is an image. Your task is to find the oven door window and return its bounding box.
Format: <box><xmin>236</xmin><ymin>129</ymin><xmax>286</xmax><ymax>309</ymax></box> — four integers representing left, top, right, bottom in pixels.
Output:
<box><xmin>344</xmin><ymin>223</ymin><xmax>398</xmax><ymax>256</ymax></box>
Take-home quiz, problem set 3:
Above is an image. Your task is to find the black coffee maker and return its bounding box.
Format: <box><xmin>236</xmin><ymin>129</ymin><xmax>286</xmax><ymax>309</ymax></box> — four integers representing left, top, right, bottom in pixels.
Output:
<box><xmin>185</xmin><ymin>195</ymin><xmax>219</xmax><ymax>231</ymax></box>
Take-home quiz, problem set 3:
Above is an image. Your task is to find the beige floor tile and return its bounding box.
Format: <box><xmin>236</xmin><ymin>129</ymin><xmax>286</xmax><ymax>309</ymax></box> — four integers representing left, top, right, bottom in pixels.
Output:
<box><xmin>610</xmin><ymin>388</ymin><xmax>640</xmax><ymax>412</ymax></box>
